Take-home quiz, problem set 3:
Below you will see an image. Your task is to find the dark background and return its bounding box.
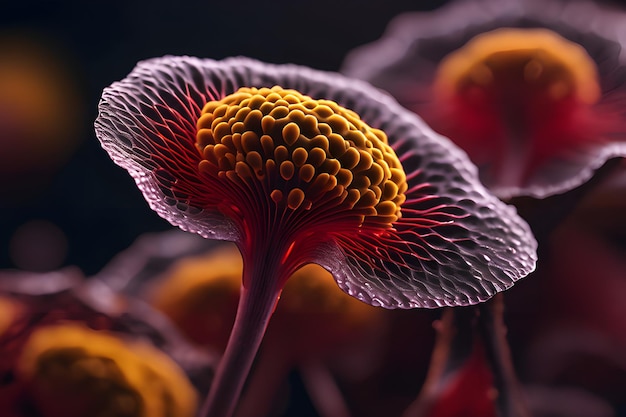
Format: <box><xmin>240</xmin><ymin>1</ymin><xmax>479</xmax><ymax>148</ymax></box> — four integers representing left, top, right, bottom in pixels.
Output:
<box><xmin>1</xmin><ymin>0</ymin><xmax>625</xmax><ymax>277</ymax></box>
<box><xmin>2</xmin><ymin>2</ymin><xmax>626</xmax><ymax>417</ymax></box>
<box><xmin>0</xmin><ymin>0</ymin><xmax>449</xmax><ymax>276</ymax></box>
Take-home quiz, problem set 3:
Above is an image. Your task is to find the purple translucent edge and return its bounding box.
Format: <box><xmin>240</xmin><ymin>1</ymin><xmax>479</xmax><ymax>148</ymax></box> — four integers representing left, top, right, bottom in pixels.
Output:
<box><xmin>340</xmin><ymin>0</ymin><xmax>626</xmax><ymax>200</ymax></box>
<box><xmin>95</xmin><ymin>56</ymin><xmax>537</xmax><ymax>308</ymax></box>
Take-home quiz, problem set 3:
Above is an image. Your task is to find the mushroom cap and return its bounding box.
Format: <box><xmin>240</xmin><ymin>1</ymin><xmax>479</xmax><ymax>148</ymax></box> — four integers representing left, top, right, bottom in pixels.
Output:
<box><xmin>341</xmin><ymin>0</ymin><xmax>626</xmax><ymax>199</ymax></box>
<box><xmin>0</xmin><ymin>267</ymin><xmax>216</xmax><ymax>401</ymax></box>
<box><xmin>16</xmin><ymin>323</ymin><xmax>198</xmax><ymax>417</ymax></box>
<box><xmin>95</xmin><ymin>56</ymin><xmax>537</xmax><ymax>308</ymax></box>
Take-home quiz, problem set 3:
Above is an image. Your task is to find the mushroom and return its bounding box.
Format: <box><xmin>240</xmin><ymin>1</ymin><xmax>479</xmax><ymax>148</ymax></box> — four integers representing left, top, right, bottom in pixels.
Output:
<box><xmin>341</xmin><ymin>0</ymin><xmax>626</xmax><ymax>200</ymax></box>
<box><xmin>342</xmin><ymin>1</ymin><xmax>626</xmax><ymax>415</ymax></box>
<box><xmin>16</xmin><ymin>323</ymin><xmax>198</xmax><ymax>417</ymax></box>
<box><xmin>94</xmin><ymin>56</ymin><xmax>537</xmax><ymax>417</ymax></box>
<box><xmin>0</xmin><ymin>268</ymin><xmax>213</xmax><ymax>417</ymax></box>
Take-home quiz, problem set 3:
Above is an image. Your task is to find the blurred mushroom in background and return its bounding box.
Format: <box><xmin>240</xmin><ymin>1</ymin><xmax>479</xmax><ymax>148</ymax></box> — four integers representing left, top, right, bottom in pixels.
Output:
<box><xmin>342</xmin><ymin>0</ymin><xmax>626</xmax><ymax>415</ymax></box>
<box><xmin>0</xmin><ymin>266</ymin><xmax>215</xmax><ymax>417</ymax></box>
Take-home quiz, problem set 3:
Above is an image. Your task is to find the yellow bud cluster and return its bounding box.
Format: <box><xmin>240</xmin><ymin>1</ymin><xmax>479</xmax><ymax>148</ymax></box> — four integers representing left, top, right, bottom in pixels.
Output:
<box><xmin>196</xmin><ymin>86</ymin><xmax>407</xmax><ymax>226</ymax></box>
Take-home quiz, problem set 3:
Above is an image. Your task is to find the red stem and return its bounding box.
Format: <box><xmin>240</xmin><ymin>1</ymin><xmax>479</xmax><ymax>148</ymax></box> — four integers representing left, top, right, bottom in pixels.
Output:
<box><xmin>478</xmin><ymin>294</ymin><xmax>531</xmax><ymax>417</ymax></box>
<box><xmin>234</xmin><ymin>337</ymin><xmax>292</xmax><ymax>417</ymax></box>
<box><xmin>300</xmin><ymin>360</ymin><xmax>352</xmax><ymax>417</ymax></box>
<box><xmin>200</xmin><ymin>256</ymin><xmax>284</xmax><ymax>417</ymax></box>
<box><xmin>402</xmin><ymin>307</ymin><xmax>474</xmax><ymax>417</ymax></box>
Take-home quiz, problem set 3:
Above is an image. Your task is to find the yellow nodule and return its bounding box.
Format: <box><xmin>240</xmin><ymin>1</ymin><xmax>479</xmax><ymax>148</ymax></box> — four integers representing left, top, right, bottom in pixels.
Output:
<box><xmin>434</xmin><ymin>28</ymin><xmax>601</xmax><ymax>104</ymax></box>
<box><xmin>196</xmin><ymin>86</ymin><xmax>408</xmax><ymax>227</ymax></box>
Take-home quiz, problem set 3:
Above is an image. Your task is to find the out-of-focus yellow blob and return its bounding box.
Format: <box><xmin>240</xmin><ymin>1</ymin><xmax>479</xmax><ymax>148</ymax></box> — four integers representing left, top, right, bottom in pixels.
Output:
<box><xmin>278</xmin><ymin>263</ymin><xmax>378</xmax><ymax>328</ymax></box>
<box><xmin>149</xmin><ymin>244</ymin><xmax>243</xmax><ymax>351</ymax></box>
<box><xmin>0</xmin><ymin>296</ymin><xmax>20</xmax><ymax>337</ymax></box>
<box><xmin>16</xmin><ymin>323</ymin><xmax>198</xmax><ymax>417</ymax></box>
<box><xmin>0</xmin><ymin>32</ymin><xmax>84</xmax><ymax>201</ymax></box>
<box><xmin>269</xmin><ymin>262</ymin><xmax>383</xmax><ymax>358</ymax></box>
<box><xmin>434</xmin><ymin>28</ymin><xmax>601</xmax><ymax>104</ymax></box>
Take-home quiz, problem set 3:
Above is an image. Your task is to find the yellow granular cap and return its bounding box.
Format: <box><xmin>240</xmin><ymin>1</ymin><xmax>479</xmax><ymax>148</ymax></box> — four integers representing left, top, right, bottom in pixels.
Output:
<box><xmin>17</xmin><ymin>323</ymin><xmax>198</xmax><ymax>417</ymax></box>
<box><xmin>196</xmin><ymin>86</ymin><xmax>407</xmax><ymax>226</ymax></box>
<box><xmin>434</xmin><ymin>28</ymin><xmax>601</xmax><ymax>104</ymax></box>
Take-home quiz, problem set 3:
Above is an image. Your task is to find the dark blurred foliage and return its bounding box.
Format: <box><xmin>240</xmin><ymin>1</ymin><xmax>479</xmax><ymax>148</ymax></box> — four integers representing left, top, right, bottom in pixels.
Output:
<box><xmin>0</xmin><ymin>0</ymin><xmax>449</xmax><ymax>275</ymax></box>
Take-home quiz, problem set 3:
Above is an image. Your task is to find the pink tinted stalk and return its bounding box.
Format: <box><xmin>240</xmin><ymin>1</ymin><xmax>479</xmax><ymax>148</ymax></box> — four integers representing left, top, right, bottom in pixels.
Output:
<box><xmin>234</xmin><ymin>336</ymin><xmax>293</xmax><ymax>417</ymax></box>
<box><xmin>478</xmin><ymin>294</ymin><xmax>531</xmax><ymax>417</ymax></box>
<box><xmin>402</xmin><ymin>307</ymin><xmax>475</xmax><ymax>417</ymax></box>
<box><xmin>403</xmin><ymin>300</ymin><xmax>531</xmax><ymax>417</ymax></box>
<box><xmin>300</xmin><ymin>360</ymin><xmax>352</xmax><ymax>417</ymax></box>
<box><xmin>200</xmin><ymin>250</ymin><xmax>286</xmax><ymax>417</ymax></box>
